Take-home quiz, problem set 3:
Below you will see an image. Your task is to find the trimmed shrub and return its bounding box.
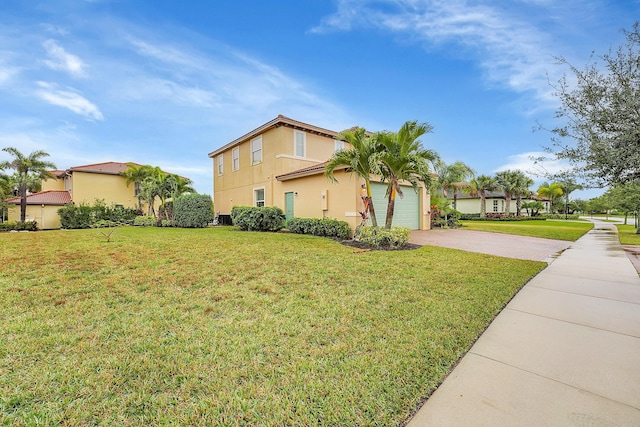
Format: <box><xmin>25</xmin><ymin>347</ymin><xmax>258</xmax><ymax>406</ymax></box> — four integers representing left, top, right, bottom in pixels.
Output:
<box><xmin>431</xmin><ymin>209</ymin><xmax>462</xmax><ymax>228</ymax></box>
<box><xmin>0</xmin><ymin>221</ymin><xmax>38</xmax><ymax>231</ymax></box>
<box><xmin>542</xmin><ymin>213</ymin><xmax>581</xmax><ymax>220</ymax></box>
<box><xmin>287</xmin><ymin>217</ymin><xmax>351</xmax><ymax>239</ymax></box>
<box><xmin>160</xmin><ymin>219</ymin><xmax>175</xmax><ymax>227</ymax></box>
<box><xmin>58</xmin><ymin>204</ymin><xmax>93</xmax><ymax>229</ymax></box>
<box><xmin>174</xmin><ymin>194</ymin><xmax>213</xmax><ymax>228</ymax></box>
<box><xmin>231</xmin><ymin>206</ymin><xmax>285</xmax><ymax>232</ymax></box>
<box><xmin>460</xmin><ymin>215</ymin><xmax>547</xmax><ymax>222</ymax></box>
<box><xmin>134</xmin><ymin>216</ymin><xmax>157</xmax><ymax>227</ymax></box>
<box><xmin>356</xmin><ymin>226</ymin><xmax>411</xmax><ymax>248</ymax></box>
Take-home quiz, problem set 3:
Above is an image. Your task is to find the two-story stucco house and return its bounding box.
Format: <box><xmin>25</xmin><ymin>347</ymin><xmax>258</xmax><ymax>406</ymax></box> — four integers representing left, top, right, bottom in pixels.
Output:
<box><xmin>208</xmin><ymin>115</ymin><xmax>432</xmax><ymax>231</ymax></box>
<box><xmin>7</xmin><ymin>161</ymin><xmax>150</xmax><ymax>229</ymax></box>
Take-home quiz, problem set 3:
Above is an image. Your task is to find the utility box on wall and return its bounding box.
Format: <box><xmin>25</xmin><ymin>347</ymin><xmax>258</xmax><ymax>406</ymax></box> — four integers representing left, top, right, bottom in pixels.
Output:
<box><xmin>321</xmin><ymin>190</ymin><xmax>328</xmax><ymax>211</ymax></box>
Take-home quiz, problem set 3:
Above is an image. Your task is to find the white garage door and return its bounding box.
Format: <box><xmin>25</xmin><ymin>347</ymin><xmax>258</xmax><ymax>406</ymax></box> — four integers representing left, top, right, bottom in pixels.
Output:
<box><xmin>370</xmin><ymin>182</ymin><xmax>420</xmax><ymax>229</ymax></box>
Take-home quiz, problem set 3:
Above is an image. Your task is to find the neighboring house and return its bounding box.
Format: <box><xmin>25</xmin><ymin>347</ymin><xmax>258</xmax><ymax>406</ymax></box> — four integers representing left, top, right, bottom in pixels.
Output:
<box><xmin>7</xmin><ymin>161</ymin><xmax>151</xmax><ymax>229</ymax></box>
<box><xmin>208</xmin><ymin>115</ymin><xmax>432</xmax><ymax>230</ymax></box>
<box><xmin>5</xmin><ymin>190</ymin><xmax>72</xmax><ymax>229</ymax></box>
<box><xmin>453</xmin><ymin>191</ymin><xmax>551</xmax><ymax>215</ymax></box>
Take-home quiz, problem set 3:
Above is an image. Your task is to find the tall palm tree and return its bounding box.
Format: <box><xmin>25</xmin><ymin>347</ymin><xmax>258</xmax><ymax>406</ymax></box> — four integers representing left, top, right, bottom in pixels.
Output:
<box><xmin>325</xmin><ymin>127</ymin><xmax>380</xmax><ymax>227</ymax></box>
<box><xmin>468</xmin><ymin>174</ymin><xmax>497</xmax><ymax>218</ymax></box>
<box><xmin>435</xmin><ymin>161</ymin><xmax>475</xmax><ymax>210</ymax></box>
<box><xmin>495</xmin><ymin>170</ymin><xmax>520</xmax><ymax>216</ymax></box>
<box><xmin>0</xmin><ymin>173</ymin><xmax>12</xmax><ymax>222</ymax></box>
<box><xmin>537</xmin><ymin>182</ymin><xmax>564</xmax><ymax>213</ymax></box>
<box><xmin>0</xmin><ymin>147</ymin><xmax>56</xmax><ymax>222</ymax></box>
<box><xmin>121</xmin><ymin>163</ymin><xmax>154</xmax><ymax>211</ymax></box>
<box><xmin>171</xmin><ymin>175</ymin><xmax>196</xmax><ymax>200</ymax></box>
<box><xmin>373</xmin><ymin>120</ymin><xmax>439</xmax><ymax>229</ymax></box>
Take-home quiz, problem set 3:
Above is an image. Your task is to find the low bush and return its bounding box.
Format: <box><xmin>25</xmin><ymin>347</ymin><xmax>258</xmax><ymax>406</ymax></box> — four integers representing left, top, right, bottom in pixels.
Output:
<box><xmin>431</xmin><ymin>209</ymin><xmax>462</xmax><ymax>228</ymax></box>
<box><xmin>59</xmin><ymin>201</ymin><xmax>138</xmax><ymax>229</ymax></box>
<box><xmin>92</xmin><ymin>220</ymin><xmax>121</xmax><ymax>228</ymax></box>
<box><xmin>161</xmin><ymin>220</ymin><xmax>174</xmax><ymax>227</ymax></box>
<box><xmin>174</xmin><ymin>194</ymin><xmax>213</xmax><ymax>228</ymax></box>
<box><xmin>356</xmin><ymin>226</ymin><xmax>411</xmax><ymax>248</ymax></box>
<box><xmin>541</xmin><ymin>213</ymin><xmax>581</xmax><ymax>220</ymax></box>
<box><xmin>287</xmin><ymin>217</ymin><xmax>351</xmax><ymax>239</ymax></box>
<box><xmin>0</xmin><ymin>221</ymin><xmax>38</xmax><ymax>231</ymax></box>
<box><xmin>134</xmin><ymin>216</ymin><xmax>157</xmax><ymax>227</ymax></box>
<box><xmin>231</xmin><ymin>206</ymin><xmax>285</xmax><ymax>232</ymax></box>
<box><xmin>460</xmin><ymin>214</ymin><xmax>547</xmax><ymax>221</ymax></box>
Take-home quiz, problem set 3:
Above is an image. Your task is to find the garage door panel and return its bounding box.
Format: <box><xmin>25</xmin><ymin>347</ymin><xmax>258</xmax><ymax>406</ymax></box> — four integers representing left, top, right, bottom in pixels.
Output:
<box><xmin>371</xmin><ymin>183</ymin><xmax>419</xmax><ymax>229</ymax></box>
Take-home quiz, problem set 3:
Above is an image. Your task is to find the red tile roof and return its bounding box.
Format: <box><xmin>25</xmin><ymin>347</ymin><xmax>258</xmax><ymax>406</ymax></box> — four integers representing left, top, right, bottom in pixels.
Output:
<box><xmin>6</xmin><ymin>190</ymin><xmax>72</xmax><ymax>205</ymax></box>
<box><xmin>67</xmin><ymin>162</ymin><xmax>141</xmax><ymax>175</ymax></box>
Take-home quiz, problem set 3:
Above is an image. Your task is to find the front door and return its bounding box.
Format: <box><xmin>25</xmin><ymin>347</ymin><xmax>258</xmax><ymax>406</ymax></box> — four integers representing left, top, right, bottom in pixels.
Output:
<box><xmin>285</xmin><ymin>192</ymin><xmax>294</xmax><ymax>221</ymax></box>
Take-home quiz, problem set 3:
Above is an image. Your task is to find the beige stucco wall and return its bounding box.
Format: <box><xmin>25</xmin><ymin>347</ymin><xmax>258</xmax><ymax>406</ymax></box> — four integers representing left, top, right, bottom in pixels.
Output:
<box><xmin>8</xmin><ymin>204</ymin><xmax>63</xmax><ymax>229</ymax></box>
<box><xmin>213</xmin><ymin>126</ymin><xmax>343</xmax><ymax>215</ymax></box>
<box><xmin>42</xmin><ymin>177</ymin><xmax>64</xmax><ymax>191</ymax></box>
<box><xmin>71</xmin><ymin>172</ymin><xmax>137</xmax><ymax>208</ymax></box>
<box><xmin>278</xmin><ymin>170</ymin><xmax>363</xmax><ymax>231</ymax></box>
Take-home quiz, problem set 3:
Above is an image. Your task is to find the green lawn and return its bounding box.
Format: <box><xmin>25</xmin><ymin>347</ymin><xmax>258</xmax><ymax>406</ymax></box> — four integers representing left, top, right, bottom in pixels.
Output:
<box><xmin>460</xmin><ymin>219</ymin><xmax>593</xmax><ymax>241</ymax></box>
<box><xmin>616</xmin><ymin>224</ymin><xmax>640</xmax><ymax>245</ymax></box>
<box><xmin>0</xmin><ymin>227</ymin><xmax>545</xmax><ymax>426</ymax></box>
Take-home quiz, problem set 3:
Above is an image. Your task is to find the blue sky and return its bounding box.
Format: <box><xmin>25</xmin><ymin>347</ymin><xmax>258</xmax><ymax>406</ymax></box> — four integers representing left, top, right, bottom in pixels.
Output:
<box><xmin>1</xmin><ymin>0</ymin><xmax>638</xmax><ymax>199</ymax></box>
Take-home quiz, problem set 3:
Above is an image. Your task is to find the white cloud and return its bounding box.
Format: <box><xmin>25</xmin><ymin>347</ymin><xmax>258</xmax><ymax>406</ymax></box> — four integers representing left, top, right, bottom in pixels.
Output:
<box><xmin>494</xmin><ymin>151</ymin><xmax>573</xmax><ymax>178</ymax></box>
<box><xmin>35</xmin><ymin>81</ymin><xmax>103</xmax><ymax>121</ymax></box>
<box><xmin>43</xmin><ymin>39</ymin><xmax>87</xmax><ymax>77</ymax></box>
<box><xmin>312</xmin><ymin>0</ymin><xmax>564</xmax><ymax>105</ymax></box>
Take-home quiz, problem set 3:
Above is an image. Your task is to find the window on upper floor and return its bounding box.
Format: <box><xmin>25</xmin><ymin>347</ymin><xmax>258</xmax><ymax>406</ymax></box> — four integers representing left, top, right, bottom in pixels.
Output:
<box><xmin>134</xmin><ymin>181</ymin><xmax>141</xmax><ymax>197</ymax></box>
<box><xmin>232</xmin><ymin>147</ymin><xmax>239</xmax><ymax>171</ymax></box>
<box><xmin>218</xmin><ymin>155</ymin><xmax>223</xmax><ymax>175</ymax></box>
<box><xmin>294</xmin><ymin>130</ymin><xmax>305</xmax><ymax>157</ymax></box>
<box><xmin>252</xmin><ymin>136</ymin><xmax>262</xmax><ymax>164</ymax></box>
<box><xmin>254</xmin><ymin>188</ymin><xmax>265</xmax><ymax>207</ymax></box>
<box><xmin>334</xmin><ymin>140</ymin><xmax>344</xmax><ymax>151</ymax></box>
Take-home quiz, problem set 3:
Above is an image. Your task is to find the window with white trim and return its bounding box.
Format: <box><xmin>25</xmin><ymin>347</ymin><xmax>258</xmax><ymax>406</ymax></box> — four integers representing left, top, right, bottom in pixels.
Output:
<box><xmin>254</xmin><ymin>188</ymin><xmax>265</xmax><ymax>207</ymax></box>
<box><xmin>493</xmin><ymin>200</ymin><xmax>499</xmax><ymax>212</ymax></box>
<box><xmin>251</xmin><ymin>136</ymin><xmax>262</xmax><ymax>164</ymax></box>
<box><xmin>232</xmin><ymin>147</ymin><xmax>239</xmax><ymax>171</ymax></box>
<box><xmin>294</xmin><ymin>130</ymin><xmax>305</xmax><ymax>157</ymax></box>
<box><xmin>217</xmin><ymin>155</ymin><xmax>223</xmax><ymax>175</ymax></box>
<box><xmin>334</xmin><ymin>140</ymin><xmax>344</xmax><ymax>151</ymax></box>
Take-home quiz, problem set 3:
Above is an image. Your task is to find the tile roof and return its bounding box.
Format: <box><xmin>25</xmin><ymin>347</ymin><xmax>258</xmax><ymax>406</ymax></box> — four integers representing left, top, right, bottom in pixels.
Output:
<box><xmin>208</xmin><ymin>114</ymin><xmax>341</xmax><ymax>158</ymax></box>
<box><xmin>276</xmin><ymin>161</ymin><xmax>349</xmax><ymax>181</ymax></box>
<box><xmin>6</xmin><ymin>190</ymin><xmax>72</xmax><ymax>205</ymax></box>
<box><xmin>67</xmin><ymin>162</ymin><xmax>141</xmax><ymax>175</ymax></box>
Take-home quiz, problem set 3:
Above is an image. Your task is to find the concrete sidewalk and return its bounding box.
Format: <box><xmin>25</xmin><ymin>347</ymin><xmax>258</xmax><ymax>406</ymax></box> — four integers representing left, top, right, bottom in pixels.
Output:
<box><xmin>407</xmin><ymin>220</ymin><xmax>640</xmax><ymax>426</ymax></box>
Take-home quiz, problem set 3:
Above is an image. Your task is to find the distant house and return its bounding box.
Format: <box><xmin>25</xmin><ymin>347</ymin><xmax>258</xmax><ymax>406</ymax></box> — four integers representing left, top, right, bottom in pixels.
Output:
<box><xmin>5</xmin><ymin>190</ymin><xmax>71</xmax><ymax>229</ymax></box>
<box><xmin>208</xmin><ymin>115</ymin><xmax>432</xmax><ymax>230</ymax></box>
<box><xmin>453</xmin><ymin>191</ymin><xmax>551</xmax><ymax>216</ymax></box>
<box><xmin>6</xmin><ymin>161</ymin><xmax>170</xmax><ymax>229</ymax></box>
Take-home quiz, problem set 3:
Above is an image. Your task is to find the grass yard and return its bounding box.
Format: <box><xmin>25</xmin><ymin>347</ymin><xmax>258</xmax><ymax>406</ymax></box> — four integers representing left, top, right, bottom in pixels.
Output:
<box><xmin>0</xmin><ymin>227</ymin><xmax>545</xmax><ymax>426</ymax></box>
<box><xmin>460</xmin><ymin>219</ymin><xmax>593</xmax><ymax>241</ymax></box>
<box><xmin>616</xmin><ymin>224</ymin><xmax>640</xmax><ymax>245</ymax></box>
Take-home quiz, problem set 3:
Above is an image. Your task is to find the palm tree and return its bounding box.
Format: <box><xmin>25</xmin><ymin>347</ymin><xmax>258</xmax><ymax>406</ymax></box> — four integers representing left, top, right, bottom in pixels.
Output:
<box><xmin>558</xmin><ymin>179</ymin><xmax>583</xmax><ymax>218</ymax></box>
<box><xmin>512</xmin><ymin>171</ymin><xmax>534</xmax><ymax>217</ymax></box>
<box><xmin>373</xmin><ymin>120</ymin><xmax>439</xmax><ymax>229</ymax></box>
<box><xmin>325</xmin><ymin>127</ymin><xmax>380</xmax><ymax>227</ymax></box>
<box><xmin>121</xmin><ymin>163</ymin><xmax>154</xmax><ymax>211</ymax></box>
<box><xmin>435</xmin><ymin>161</ymin><xmax>475</xmax><ymax>210</ymax></box>
<box><xmin>0</xmin><ymin>173</ymin><xmax>12</xmax><ymax>222</ymax></box>
<box><xmin>495</xmin><ymin>170</ymin><xmax>521</xmax><ymax>216</ymax></box>
<box><xmin>468</xmin><ymin>174</ymin><xmax>498</xmax><ymax>217</ymax></box>
<box><xmin>537</xmin><ymin>182</ymin><xmax>564</xmax><ymax>213</ymax></box>
<box><xmin>0</xmin><ymin>147</ymin><xmax>56</xmax><ymax>222</ymax></box>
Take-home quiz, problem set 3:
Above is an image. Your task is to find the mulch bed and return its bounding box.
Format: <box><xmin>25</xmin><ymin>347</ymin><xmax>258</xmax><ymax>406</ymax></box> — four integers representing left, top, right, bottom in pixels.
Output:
<box><xmin>338</xmin><ymin>239</ymin><xmax>422</xmax><ymax>251</ymax></box>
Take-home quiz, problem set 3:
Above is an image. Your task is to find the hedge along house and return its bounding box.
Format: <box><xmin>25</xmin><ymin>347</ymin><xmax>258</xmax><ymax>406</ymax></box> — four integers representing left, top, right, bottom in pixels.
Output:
<box><xmin>208</xmin><ymin>115</ymin><xmax>432</xmax><ymax>231</ymax></box>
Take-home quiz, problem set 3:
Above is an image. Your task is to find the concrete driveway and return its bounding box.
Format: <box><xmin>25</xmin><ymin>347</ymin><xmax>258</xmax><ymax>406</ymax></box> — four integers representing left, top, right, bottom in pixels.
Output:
<box><xmin>410</xmin><ymin>229</ymin><xmax>572</xmax><ymax>262</ymax></box>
